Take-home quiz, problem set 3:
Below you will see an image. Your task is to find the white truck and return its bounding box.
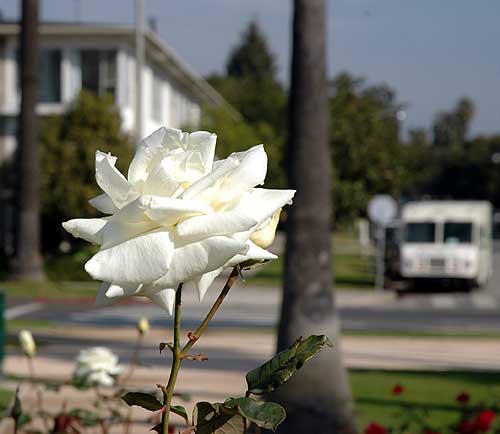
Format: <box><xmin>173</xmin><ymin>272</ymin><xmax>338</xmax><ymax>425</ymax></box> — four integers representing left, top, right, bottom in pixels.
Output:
<box><xmin>400</xmin><ymin>201</ymin><xmax>492</xmax><ymax>289</ymax></box>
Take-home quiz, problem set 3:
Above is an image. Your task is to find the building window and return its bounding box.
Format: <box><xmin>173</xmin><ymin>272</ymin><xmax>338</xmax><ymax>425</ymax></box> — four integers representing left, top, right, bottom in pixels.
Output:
<box><xmin>151</xmin><ymin>72</ymin><xmax>163</xmax><ymax>122</ymax></box>
<box><xmin>16</xmin><ymin>48</ymin><xmax>62</xmax><ymax>103</ymax></box>
<box><xmin>81</xmin><ymin>49</ymin><xmax>117</xmax><ymax>98</ymax></box>
<box><xmin>39</xmin><ymin>49</ymin><xmax>61</xmax><ymax>103</ymax></box>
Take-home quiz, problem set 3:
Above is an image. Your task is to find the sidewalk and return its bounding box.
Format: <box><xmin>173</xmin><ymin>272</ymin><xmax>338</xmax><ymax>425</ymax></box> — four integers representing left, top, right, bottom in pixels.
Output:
<box><xmin>3</xmin><ymin>326</ymin><xmax>500</xmax><ymax>433</ymax></box>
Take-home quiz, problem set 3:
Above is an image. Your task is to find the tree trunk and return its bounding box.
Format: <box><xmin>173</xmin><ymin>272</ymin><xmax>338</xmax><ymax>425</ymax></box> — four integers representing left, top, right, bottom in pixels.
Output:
<box><xmin>10</xmin><ymin>0</ymin><xmax>44</xmax><ymax>281</ymax></box>
<box><xmin>275</xmin><ymin>0</ymin><xmax>357</xmax><ymax>432</ymax></box>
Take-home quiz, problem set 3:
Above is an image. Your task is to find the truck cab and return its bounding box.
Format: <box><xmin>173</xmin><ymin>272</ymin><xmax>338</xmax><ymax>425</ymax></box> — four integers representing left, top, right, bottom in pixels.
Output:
<box><xmin>400</xmin><ymin>201</ymin><xmax>492</xmax><ymax>288</ymax></box>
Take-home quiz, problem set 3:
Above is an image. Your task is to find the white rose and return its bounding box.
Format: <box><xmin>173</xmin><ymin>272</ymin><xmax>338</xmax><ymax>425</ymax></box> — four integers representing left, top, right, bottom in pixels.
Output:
<box><xmin>62</xmin><ymin>127</ymin><xmax>295</xmax><ymax>314</ymax></box>
<box><xmin>73</xmin><ymin>347</ymin><xmax>122</xmax><ymax>387</ymax></box>
<box><xmin>18</xmin><ymin>330</ymin><xmax>36</xmax><ymax>358</ymax></box>
<box><xmin>137</xmin><ymin>317</ymin><xmax>150</xmax><ymax>335</ymax></box>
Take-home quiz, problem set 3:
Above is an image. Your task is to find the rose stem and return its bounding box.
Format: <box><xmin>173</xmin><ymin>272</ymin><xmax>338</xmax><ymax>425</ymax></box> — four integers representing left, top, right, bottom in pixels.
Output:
<box><xmin>161</xmin><ymin>267</ymin><xmax>240</xmax><ymax>433</ymax></box>
<box><xmin>120</xmin><ymin>331</ymin><xmax>143</xmax><ymax>386</ymax></box>
<box><xmin>181</xmin><ymin>266</ymin><xmax>239</xmax><ymax>357</ymax></box>
<box><xmin>161</xmin><ymin>283</ymin><xmax>183</xmax><ymax>434</ymax></box>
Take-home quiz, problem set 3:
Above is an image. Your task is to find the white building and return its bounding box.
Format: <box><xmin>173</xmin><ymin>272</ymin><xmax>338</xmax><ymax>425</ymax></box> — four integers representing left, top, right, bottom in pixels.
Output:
<box><xmin>0</xmin><ymin>21</ymin><xmax>238</xmax><ymax>161</ymax></box>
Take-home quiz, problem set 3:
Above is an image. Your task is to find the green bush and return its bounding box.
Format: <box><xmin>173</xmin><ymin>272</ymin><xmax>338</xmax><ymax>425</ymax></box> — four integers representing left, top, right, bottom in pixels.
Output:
<box><xmin>40</xmin><ymin>91</ymin><xmax>133</xmax><ymax>252</ymax></box>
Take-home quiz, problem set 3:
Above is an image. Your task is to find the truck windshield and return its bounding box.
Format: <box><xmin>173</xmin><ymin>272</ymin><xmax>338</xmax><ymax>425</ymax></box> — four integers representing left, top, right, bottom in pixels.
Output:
<box><xmin>405</xmin><ymin>222</ymin><xmax>435</xmax><ymax>243</ymax></box>
<box><xmin>444</xmin><ymin>222</ymin><xmax>472</xmax><ymax>244</ymax></box>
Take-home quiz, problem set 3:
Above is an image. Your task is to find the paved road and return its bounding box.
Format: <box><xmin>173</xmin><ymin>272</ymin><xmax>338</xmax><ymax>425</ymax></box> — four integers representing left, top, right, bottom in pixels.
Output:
<box><xmin>6</xmin><ymin>281</ymin><xmax>500</xmax><ymax>333</ymax></box>
<box><xmin>7</xmin><ymin>240</ymin><xmax>500</xmax><ymax>333</ymax></box>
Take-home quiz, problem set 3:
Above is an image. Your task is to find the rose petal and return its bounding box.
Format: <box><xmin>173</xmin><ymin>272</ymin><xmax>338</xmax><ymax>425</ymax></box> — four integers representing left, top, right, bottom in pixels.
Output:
<box><xmin>176</xmin><ymin>211</ymin><xmax>257</xmax><ymax>239</ymax></box>
<box><xmin>153</xmin><ymin>236</ymin><xmax>247</xmax><ymax>288</ymax></box>
<box><xmin>85</xmin><ymin>229</ymin><xmax>174</xmax><ymax>284</ymax></box>
<box><xmin>191</xmin><ymin>268</ymin><xmax>223</xmax><ymax>301</ymax></box>
<box><xmin>144</xmin><ymin>287</ymin><xmax>177</xmax><ymax>315</ymax></box>
<box><xmin>62</xmin><ymin>218</ymin><xmax>107</xmax><ymax>245</ymax></box>
<box><xmin>95</xmin><ymin>151</ymin><xmax>137</xmax><ymax>208</ymax></box>
<box><xmin>97</xmin><ymin>220</ymin><xmax>158</xmax><ymax>249</ymax></box>
<box><xmin>225</xmin><ymin>144</ymin><xmax>268</xmax><ymax>190</ymax></box>
<box><xmin>144</xmin><ymin>195</ymin><xmax>213</xmax><ymax>225</ymax></box>
<box><xmin>180</xmin><ymin>156</ymin><xmax>239</xmax><ymax>200</ymax></box>
<box><xmin>128</xmin><ymin>127</ymin><xmax>181</xmax><ymax>185</ymax></box>
<box><xmin>89</xmin><ymin>193</ymin><xmax>120</xmax><ymax>214</ymax></box>
<box><xmin>237</xmin><ymin>188</ymin><xmax>295</xmax><ymax>230</ymax></box>
<box><xmin>187</xmin><ymin>131</ymin><xmax>217</xmax><ymax>175</ymax></box>
<box><xmin>96</xmin><ymin>282</ymin><xmax>141</xmax><ymax>306</ymax></box>
<box><xmin>141</xmin><ymin>158</ymin><xmax>180</xmax><ymax>197</ymax></box>
<box><xmin>226</xmin><ymin>240</ymin><xmax>278</xmax><ymax>268</ymax></box>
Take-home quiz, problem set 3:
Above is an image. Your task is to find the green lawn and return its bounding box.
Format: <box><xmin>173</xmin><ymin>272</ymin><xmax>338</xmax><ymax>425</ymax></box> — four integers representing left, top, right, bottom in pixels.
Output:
<box><xmin>351</xmin><ymin>369</ymin><xmax>500</xmax><ymax>431</ymax></box>
<box><xmin>0</xmin><ymin>280</ymin><xmax>99</xmax><ymax>300</ymax></box>
<box><xmin>0</xmin><ymin>388</ymin><xmax>13</xmax><ymax>412</ymax></box>
<box><xmin>0</xmin><ymin>370</ymin><xmax>495</xmax><ymax>430</ymax></box>
<box><xmin>249</xmin><ymin>232</ymin><xmax>375</xmax><ymax>288</ymax></box>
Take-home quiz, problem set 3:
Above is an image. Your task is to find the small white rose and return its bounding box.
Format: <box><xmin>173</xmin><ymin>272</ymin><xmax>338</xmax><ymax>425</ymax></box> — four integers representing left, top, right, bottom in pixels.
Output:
<box><xmin>63</xmin><ymin>127</ymin><xmax>295</xmax><ymax>314</ymax></box>
<box><xmin>137</xmin><ymin>317</ymin><xmax>150</xmax><ymax>335</ymax></box>
<box><xmin>18</xmin><ymin>330</ymin><xmax>36</xmax><ymax>358</ymax></box>
<box><xmin>73</xmin><ymin>347</ymin><xmax>122</xmax><ymax>388</ymax></box>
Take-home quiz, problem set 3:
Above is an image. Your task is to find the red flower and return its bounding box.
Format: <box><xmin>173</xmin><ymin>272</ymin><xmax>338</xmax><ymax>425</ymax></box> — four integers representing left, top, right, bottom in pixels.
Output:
<box><xmin>392</xmin><ymin>383</ymin><xmax>405</xmax><ymax>395</ymax></box>
<box><xmin>456</xmin><ymin>420</ymin><xmax>475</xmax><ymax>434</ymax></box>
<box><xmin>457</xmin><ymin>393</ymin><xmax>470</xmax><ymax>404</ymax></box>
<box><xmin>365</xmin><ymin>422</ymin><xmax>388</xmax><ymax>434</ymax></box>
<box><xmin>473</xmin><ymin>410</ymin><xmax>495</xmax><ymax>433</ymax></box>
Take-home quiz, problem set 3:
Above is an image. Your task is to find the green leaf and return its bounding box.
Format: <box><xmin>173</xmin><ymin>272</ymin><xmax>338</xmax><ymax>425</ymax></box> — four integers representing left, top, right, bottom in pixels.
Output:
<box><xmin>16</xmin><ymin>413</ymin><xmax>31</xmax><ymax>428</ymax></box>
<box><xmin>10</xmin><ymin>388</ymin><xmax>22</xmax><ymax>420</ymax></box>
<box><xmin>193</xmin><ymin>401</ymin><xmax>245</xmax><ymax>434</ymax></box>
<box><xmin>245</xmin><ymin>334</ymin><xmax>333</xmax><ymax>395</ymax></box>
<box><xmin>122</xmin><ymin>392</ymin><xmax>163</xmax><ymax>411</ymax></box>
<box><xmin>171</xmin><ymin>405</ymin><xmax>189</xmax><ymax>425</ymax></box>
<box><xmin>225</xmin><ymin>397</ymin><xmax>286</xmax><ymax>431</ymax></box>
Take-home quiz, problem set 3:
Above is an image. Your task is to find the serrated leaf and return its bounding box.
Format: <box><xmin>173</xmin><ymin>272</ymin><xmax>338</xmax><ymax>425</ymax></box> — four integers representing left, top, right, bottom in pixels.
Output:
<box><xmin>193</xmin><ymin>401</ymin><xmax>244</xmax><ymax>434</ymax></box>
<box><xmin>224</xmin><ymin>397</ymin><xmax>286</xmax><ymax>431</ymax></box>
<box><xmin>245</xmin><ymin>335</ymin><xmax>332</xmax><ymax>395</ymax></box>
<box><xmin>171</xmin><ymin>405</ymin><xmax>189</xmax><ymax>425</ymax></box>
<box><xmin>122</xmin><ymin>392</ymin><xmax>163</xmax><ymax>411</ymax></box>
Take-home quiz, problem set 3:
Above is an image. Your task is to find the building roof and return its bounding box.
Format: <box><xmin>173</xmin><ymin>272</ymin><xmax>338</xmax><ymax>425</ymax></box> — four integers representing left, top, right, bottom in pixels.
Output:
<box><xmin>0</xmin><ymin>21</ymin><xmax>240</xmax><ymax>119</ymax></box>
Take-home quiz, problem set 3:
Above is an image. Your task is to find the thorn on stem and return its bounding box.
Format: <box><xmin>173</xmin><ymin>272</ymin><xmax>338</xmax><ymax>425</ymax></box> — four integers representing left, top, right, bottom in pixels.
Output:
<box><xmin>156</xmin><ymin>384</ymin><xmax>168</xmax><ymax>395</ymax></box>
<box><xmin>159</xmin><ymin>342</ymin><xmax>174</xmax><ymax>354</ymax></box>
<box><xmin>183</xmin><ymin>353</ymin><xmax>208</xmax><ymax>362</ymax></box>
<box><xmin>187</xmin><ymin>332</ymin><xmax>198</xmax><ymax>342</ymax></box>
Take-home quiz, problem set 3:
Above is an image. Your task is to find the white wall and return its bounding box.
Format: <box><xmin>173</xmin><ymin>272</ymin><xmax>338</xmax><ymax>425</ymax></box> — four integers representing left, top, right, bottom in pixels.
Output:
<box><xmin>0</xmin><ymin>34</ymin><xmax>204</xmax><ymax>152</ymax></box>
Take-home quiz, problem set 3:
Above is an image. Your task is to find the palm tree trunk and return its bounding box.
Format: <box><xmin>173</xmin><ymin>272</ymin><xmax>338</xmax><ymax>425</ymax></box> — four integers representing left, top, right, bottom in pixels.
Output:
<box><xmin>10</xmin><ymin>0</ymin><xmax>44</xmax><ymax>281</ymax></box>
<box><xmin>275</xmin><ymin>0</ymin><xmax>357</xmax><ymax>432</ymax></box>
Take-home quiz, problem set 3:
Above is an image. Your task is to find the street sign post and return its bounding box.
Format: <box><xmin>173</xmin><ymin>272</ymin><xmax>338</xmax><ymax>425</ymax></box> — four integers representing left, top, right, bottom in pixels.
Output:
<box><xmin>368</xmin><ymin>195</ymin><xmax>397</xmax><ymax>290</ymax></box>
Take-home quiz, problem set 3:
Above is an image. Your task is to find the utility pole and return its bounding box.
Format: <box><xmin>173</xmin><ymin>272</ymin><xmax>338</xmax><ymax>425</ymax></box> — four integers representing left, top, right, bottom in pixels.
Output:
<box><xmin>11</xmin><ymin>0</ymin><xmax>45</xmax><ymax>281</ymax></box>
<box><xmin>276</xmin><ymin>0</ymin><xmax>357</xmax><ymax>432</ymax></box>
<box><xmin>135</xmin><ymin>0</ymin><xmax>144</xmax><ymax>142</ymax></box>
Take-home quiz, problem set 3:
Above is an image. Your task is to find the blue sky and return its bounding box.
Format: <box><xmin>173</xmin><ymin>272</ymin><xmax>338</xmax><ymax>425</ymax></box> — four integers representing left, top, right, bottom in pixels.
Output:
<box><xmin>2</xmin><ymin>0</ymin><xmax>499</xmax><ymax>136</ymax></box>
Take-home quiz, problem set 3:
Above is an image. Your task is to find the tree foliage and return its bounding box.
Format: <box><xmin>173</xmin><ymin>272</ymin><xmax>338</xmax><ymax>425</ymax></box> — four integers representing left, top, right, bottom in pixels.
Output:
<box><xmin>40</xmin><ymin>91</ymin><xmax>133</xmax><ymax>250</ymax></box>
<box><xmin>200</xmin><ymin>106</ymin><xmax>286</xmax><ymax>188</ymax></box>
<box><xmin>205</xmin><ymin>20</ymin><xmax>287</xmax><ymax>189</ymax></box>
<box><xmin>330</xmin><ymin>72</ymin><xmax>405</xmax><ymax>223</ymax></box>
<box><xmin>432</xmin><ymin>97</ymin><xmax>474</xmax><ymax>148</ymax></box>
<box><xmin>403</xmin><ymin>97</ymin><xmax>500</xmax><ymax>209</ymax></box>
<box><xmin>226</xmin><ymin>20</ymin><xmax>277</xmax><ymax>82</ymax></box>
